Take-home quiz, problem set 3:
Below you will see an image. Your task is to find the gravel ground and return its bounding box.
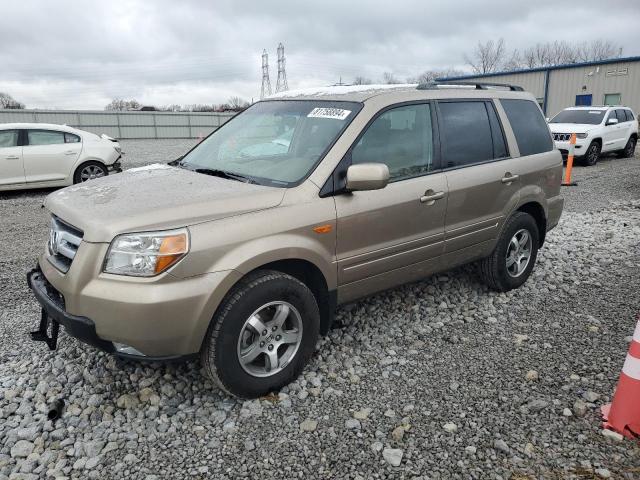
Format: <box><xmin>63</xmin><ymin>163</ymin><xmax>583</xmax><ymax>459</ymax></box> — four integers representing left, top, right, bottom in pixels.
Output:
<box><xmin>1</xmin><ymin>140</ymin><xmax>639</xmax><ymax>479</ymax></box>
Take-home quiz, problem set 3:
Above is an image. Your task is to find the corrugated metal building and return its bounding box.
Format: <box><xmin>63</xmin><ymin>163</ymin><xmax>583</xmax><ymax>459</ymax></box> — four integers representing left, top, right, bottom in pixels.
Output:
<box><xmin>438</xmin><ymin>56</ymin><xmax>640</xmax><ymax>117</ymax></box>
<box><xmin>0</xmin><ymin>109</ymin><xmax>235</xmax><ymax>139</ymax></box>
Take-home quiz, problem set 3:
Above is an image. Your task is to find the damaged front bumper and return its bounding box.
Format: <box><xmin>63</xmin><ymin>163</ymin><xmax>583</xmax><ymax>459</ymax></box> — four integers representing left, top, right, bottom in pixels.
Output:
<box><xmin>26</xmin><ymin>266</ymin><xmax>192</xmax><ymax>361</ymax></box>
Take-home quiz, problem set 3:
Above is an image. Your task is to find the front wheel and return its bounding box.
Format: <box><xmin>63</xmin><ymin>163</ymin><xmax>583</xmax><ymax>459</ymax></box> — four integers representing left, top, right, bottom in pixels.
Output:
<box><xmin>583</xmin><ymin>141</ymin><xmax>601</xmax><ymax>166</ymax></box>
<box><xmin>201</xmin><ymin>270</ymin><xmax>320</xmax><ymax>398</ymax></box>
<box><xmin>73</xmin><ymin>161</ymin><xmax>108</xmax><ymax>184</ymax></box>
<box><xmin>479</xmin><ymin>212</ymin><xmax>540</xmax><ymax>292</ymax></box>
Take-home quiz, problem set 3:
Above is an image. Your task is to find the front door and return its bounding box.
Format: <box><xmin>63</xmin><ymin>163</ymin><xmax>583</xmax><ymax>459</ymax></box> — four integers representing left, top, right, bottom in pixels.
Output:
<box><xmin>23</xmin><ymin>129</ymin><xmax>82</xmax><ymax>183</ymax></box>
<box><xmin>0</xmin><ymin>129</ymin><xmax>25</xmax><ymax>187</ymax></box>
<box><xmin>335</xmin><ymin>103</ymin><xmax>447</xmax><ymax>302</ymax></box>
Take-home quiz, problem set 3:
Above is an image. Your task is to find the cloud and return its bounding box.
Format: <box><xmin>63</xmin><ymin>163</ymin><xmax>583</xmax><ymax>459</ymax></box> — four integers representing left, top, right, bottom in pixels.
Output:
<box><xmin>1</xmin><ymin>0</ymin><xmax>638</xmax><ymax>108</ymax></box>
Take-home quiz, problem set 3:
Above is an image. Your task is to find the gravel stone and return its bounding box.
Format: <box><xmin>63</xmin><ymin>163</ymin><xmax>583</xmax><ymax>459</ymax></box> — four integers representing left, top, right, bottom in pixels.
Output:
<box><xmin>382</xmin><ymin>448</ymin><xmax>403</xmax><ymax>467</ymax></box>
<box><xmin>601</xmin><ymin>429</ymin><xmax>624</xmax><ymax>442</ymax></box>
<box><xmin>299</xmin><ymin>419</ymin><xmax>318</xmax><ymax>432</ymax></box>
<box><xmin>443</xmin><ymin>422</ymin><xmax>458</xmax><ymax>433</ymax></box>
<box><xmin>10</xmin><ymin>441</ymin><xmax>34</xmax><ymax>458</ymax></box>
<box><xmin>494</xmin><ymin>439</ymin><xmax>510</xmax><ymax>454</ymax></box>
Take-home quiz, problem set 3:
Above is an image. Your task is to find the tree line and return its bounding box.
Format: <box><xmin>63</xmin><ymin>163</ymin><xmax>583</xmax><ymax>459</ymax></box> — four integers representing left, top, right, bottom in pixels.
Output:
<box><xmin>103</xmin><ymin>96</ymin><xmax>250</xmax><ymax>112</ymax></box>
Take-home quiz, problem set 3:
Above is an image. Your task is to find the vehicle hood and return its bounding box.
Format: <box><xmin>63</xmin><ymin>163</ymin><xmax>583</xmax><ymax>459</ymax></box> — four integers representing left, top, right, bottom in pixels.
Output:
<box><xmin>548</xmin><ymin>123</ymin><xmax>596</xmax><ymax>134</ymax></box>
<box><xmin>44</xmin><ymin>164</ymin><xmax>286</xmax><ymax>242</ymax></box>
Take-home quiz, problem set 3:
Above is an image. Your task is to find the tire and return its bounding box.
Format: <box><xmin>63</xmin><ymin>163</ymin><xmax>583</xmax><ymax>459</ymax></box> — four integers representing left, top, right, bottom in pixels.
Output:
<box><xmin>201</xmin><ymin>270</ymin><xmax>320</xmax><ymax>398</ymax></box>
<box><xmin>479</xmin><ymin>212</ymin><xmax>540</xmax><ymax>292</ymax></box>
<box><xmin>617</xmin><ymin>136</ymin><xmax>637</xmax><ymax>158</ymax></box>
<box><xmin>582</xmin><ymin>141</ymin><xmax>601</xmax><ymax>166</ymax></box>
<box><xmin>73</xmin><ymin>161</ymin><xmax>108</xmax><ymax>184</ymax></box>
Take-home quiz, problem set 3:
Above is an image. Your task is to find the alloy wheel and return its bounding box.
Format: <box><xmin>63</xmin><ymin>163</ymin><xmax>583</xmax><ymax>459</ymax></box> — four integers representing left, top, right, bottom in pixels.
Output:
<box><xmin>80</xmin><ymin>165</ymin><xmax>106</xmax><ymax>181</ymax></box>
<box><xmin>506</xmin><ymin>228</ymin><xmax>532</xmax><ymax>277</ymax></box>
<box><xmin>236</xmin><ymin>301</ymin><xmax>303</xmax><ymax>378</ymax></box>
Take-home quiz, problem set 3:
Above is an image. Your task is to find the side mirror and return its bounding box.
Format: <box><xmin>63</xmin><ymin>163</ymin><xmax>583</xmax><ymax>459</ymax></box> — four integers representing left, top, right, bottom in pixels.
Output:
<box><xmin>545</xmin><ymin>117</ymin><xmax>550</xmax><ymax>122</ymax></box>
<box><xmin>606</xmin><ymin>118</ymin><xmax>619</xmax><ymax>126</ymax></box>
<box><xmin>346</xmin><ymin>163</ymin><xmax>389</xmax><ymax>191</ymax></box>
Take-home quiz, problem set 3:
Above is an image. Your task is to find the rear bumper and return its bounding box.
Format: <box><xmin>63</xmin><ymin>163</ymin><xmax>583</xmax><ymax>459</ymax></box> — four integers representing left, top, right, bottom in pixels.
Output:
<box><xmin>108</xmin><ymin>159</ymin><xmax>122</xmax><ymax>173</ymax></box>
<box><xmin>546</xmin><ymin>196</ymin><xmax>564</xmax><ymax>232</ymax></box>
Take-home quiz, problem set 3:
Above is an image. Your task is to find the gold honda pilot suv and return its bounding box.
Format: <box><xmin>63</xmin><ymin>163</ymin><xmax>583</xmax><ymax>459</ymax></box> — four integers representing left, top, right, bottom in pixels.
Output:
<box><xmin>28</xmin><ymin>83</ymin><xmax>564</xmax><ymax>398</ymax></box>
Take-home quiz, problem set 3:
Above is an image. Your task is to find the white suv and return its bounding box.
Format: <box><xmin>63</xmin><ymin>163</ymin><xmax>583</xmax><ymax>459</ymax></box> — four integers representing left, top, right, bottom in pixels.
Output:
<box><xmin>0</xmin><ymin>123</ymin><xmax>122</xmax><ymax>191</ymax></box>
<box><xmin>548</xmin><ymin>106</ymin><xmax>638</xmax><ymax>166</ymax></box>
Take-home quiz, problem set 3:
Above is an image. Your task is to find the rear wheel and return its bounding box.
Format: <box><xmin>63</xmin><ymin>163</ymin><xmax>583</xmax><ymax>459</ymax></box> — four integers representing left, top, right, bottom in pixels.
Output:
<box><xmin>201</xmin><ymin>270</ymin><xmax>320</xmax><ymax>398</ymax></box>
<box><xmin>583</xmin><ymin>141</ymin><xmax>601</xmax><ymax>166</ymax></box>
<box><xmin>73</xmin><ymin>161</ymin><xmax>108</xmax><ymax>183</ymax></box>
<box><xmin>617</xmin><ymin>136</ymin><xmax>637</xmax><ymax>158</ymax></box>
<box><xmin>479</xmin><ymin>212</ymin><xmax>539</xmax><ymax>292</ymax></box>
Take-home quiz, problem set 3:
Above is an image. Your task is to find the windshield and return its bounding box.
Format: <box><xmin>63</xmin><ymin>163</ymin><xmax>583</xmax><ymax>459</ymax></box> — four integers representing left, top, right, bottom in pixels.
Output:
<box><xmin>550</xmin><ymin>109</ymin><xmax>605</xmax><ymax>125</ymax></box>
<box><xmin>180</xmin><ymin>100</ymin><xmax>362</xmax><ymax>187</ymax></box>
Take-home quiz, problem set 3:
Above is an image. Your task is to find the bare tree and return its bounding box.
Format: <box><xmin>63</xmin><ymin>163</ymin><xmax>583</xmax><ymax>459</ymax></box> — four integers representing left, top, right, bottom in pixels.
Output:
<box><xmin>498</xmin><ymin>39</ymin><xmax>623</xmax><ymax>71</ymax></box>
<box><xmin>226</xmin><ymin>96</ymin><xmax>250</xmax><ymax>111</ymax></box>
<box><xmin>382</xmin><ymin>72</ymin><xmax>402</xmax><ymax>84</ymax></box>
<box><xmin>577</xmin><ymin>39</ymin><xmax>623</xmax><ymax>62</ymax></box>
<box><xmin>353</xmin><ymin>76</ymin><xmax>372</xmax><ymax>85</ymax></box>
<box><xmin>406</xmin><ymin>68</ymin><xmax>466</xmax><ymax>84</ymax></box>
<box><xmin>0</xmin><ymin>92</ymin><xmax>25</xmax><ymax>109</ymax></box>
<box><xmin>105</xmin><ymin>99</ymin><xmax>141</xmax><ymax>111</ymax></box>
<box><xmin>464</xmin><ymin>38</ymin><xmax>506</xmax><ymax>74</ymax></box>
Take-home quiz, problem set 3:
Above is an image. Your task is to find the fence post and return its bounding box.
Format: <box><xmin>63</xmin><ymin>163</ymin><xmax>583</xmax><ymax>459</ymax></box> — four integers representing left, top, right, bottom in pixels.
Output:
<box><xmin>153</xmin><ymin>113</ymin><xmax>158</xmax><ymax>140</ymax></box>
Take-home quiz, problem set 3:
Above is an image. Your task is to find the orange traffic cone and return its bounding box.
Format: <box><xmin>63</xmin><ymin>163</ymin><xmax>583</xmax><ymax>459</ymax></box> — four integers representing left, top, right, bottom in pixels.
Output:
<box><xmin>601</xmin><ymin>318</ymin><xmax>640</xmax><ymax>439</ymax></box>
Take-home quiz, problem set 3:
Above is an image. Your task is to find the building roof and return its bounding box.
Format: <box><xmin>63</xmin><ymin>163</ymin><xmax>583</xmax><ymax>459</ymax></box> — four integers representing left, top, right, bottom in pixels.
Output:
<box><xmin>438</xmin><ymin>55</ymin><xmax>640</xmax><ymax>81</ymax></box>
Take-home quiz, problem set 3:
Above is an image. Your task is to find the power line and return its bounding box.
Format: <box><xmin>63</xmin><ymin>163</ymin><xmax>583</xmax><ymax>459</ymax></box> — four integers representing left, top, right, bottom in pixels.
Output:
<box><xmin>275</xmin><ymin>43</ymin><xmax>288</xmax><ymax>93</ymax></box>
<box><xmin>260</xmin><ymin>49</ymin><xmax>272</xmax><ymax>99</ymax></box>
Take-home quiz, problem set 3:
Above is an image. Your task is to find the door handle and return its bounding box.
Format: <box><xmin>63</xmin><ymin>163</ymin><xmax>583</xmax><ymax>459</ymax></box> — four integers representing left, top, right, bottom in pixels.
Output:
<box><xmin>501</xmin><ymin>174</ymin><xmax>519</xmax><ymax>184</ymax></box>
<box><xmin>64</xmin><ymin>151</ymin><xmax>77</xmax><ymax>155</ymax></box>
<box><xmin>5</xmin><ymin>156</ymin><xmax>20</xmax><ymax>160</ymax></box>
<box><xmin>420</xmin><ymin>190</ymin><xmax>445</xmax><ymax>204</ymax></box>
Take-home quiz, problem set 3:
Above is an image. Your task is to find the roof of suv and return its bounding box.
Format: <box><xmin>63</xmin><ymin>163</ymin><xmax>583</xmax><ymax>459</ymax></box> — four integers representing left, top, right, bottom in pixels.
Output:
<box><xmin>266</xmin><ymin>83</ymin><xmax>533</xmax><ymax>103</ymax></box>
<box><xmin>564</xmin><ymin>106</ymin><xmax>630</xmax><ymax>111</ymax></box>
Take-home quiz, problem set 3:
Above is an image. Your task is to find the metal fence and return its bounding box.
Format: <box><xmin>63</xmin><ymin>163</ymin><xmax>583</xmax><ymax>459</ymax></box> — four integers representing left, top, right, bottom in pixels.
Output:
<box><xmin>0</xmin><ymin>109</ymin><xmax>236</xmax><ymax>139</ymax></box>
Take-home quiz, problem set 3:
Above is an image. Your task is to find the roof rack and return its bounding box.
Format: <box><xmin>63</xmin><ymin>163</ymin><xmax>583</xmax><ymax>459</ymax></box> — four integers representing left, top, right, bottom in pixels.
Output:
<box><xmin>417</xmin><ymin>81</ymin><xmax>524</xmax><ymax>92</ymax></box>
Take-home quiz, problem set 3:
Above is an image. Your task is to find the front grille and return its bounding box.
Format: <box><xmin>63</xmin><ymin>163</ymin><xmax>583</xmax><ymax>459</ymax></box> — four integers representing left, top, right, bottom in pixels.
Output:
<box><xmin>48</xmin><ymin>216</ymin><xmax>83</xmax><ymax>273</ymax></box>
<box><xmin>553</xmin><ymin>133</ymin><xmax>572</xmax><ymax>141</ymax></box>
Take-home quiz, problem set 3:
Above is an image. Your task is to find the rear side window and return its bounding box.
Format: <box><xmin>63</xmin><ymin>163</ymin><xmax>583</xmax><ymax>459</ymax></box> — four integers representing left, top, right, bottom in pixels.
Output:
<box><xmin>64</xmin><ymin>133</ymin><xmax>81</xmax><ymax>143</ymax></box>
<box><xmin>27</xmin><ymin>130</ymin><xmax>66</xmax><ymax>146</ymax></box>
<box><xmin>500</xmin><ymin>99</ymin><xmax>553</xmax><ymax>156</ymax></box>
<box><xmin>626</xmin><ymin>110</ymin><xmax>635</xmax><ymax>121</ymax></box>
<box><xmin>0</xmin><ymin>130</ymin><xmax>18</xmax><ymax>148</ymax></box>
<box><xmin>615</xmin><ymin>109</ymin><xmax>627</xmax><ymax>123</ymax></box>
<box><xmin>438</xmin><ymin>101</ymin><xmax>495</xmax><ymax>168</ymax></box>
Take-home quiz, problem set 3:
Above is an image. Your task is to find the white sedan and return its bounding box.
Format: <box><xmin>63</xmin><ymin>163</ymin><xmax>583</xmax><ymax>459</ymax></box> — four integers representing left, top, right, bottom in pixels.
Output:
<box><xmin>0</xmin><ymin>123</ymin><xmax>122</xmax><ymax>191</ymax></box>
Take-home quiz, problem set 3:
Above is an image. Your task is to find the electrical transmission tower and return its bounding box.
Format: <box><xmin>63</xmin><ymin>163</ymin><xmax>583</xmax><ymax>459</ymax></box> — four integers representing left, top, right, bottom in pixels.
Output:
<box><xmin>275</xmin><ymin>43</ymin><xmax>289</xmax><ymax>93</ymax></box>
<box><xmin>260</xmin><ymin>49</ymin><xmax>272</xmax><ymax>99</ymax></box>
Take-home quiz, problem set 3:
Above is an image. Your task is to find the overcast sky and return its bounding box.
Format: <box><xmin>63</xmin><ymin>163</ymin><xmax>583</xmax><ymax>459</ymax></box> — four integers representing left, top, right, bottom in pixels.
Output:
<box><xmin>2</xmin><ymin>0</ymin><xmax>639</xmax><ymax>109</ymax></box>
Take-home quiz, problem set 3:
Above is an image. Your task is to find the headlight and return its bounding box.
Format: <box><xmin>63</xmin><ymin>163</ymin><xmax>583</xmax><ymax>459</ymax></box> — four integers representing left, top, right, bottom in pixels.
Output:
<box><xmin>103</xmin><ymin>228</ymin><xmax>189</xmax><ymax>277</ymax></box>
<box><xmin>576</xmin><ymin>133</ymin><xmax>588</xmax><ymax>139</ymax></box>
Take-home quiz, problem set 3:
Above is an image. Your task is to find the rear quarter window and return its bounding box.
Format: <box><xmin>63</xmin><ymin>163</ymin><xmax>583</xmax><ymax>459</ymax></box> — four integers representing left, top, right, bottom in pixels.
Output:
<box><xmin>500</xmin><ymin>99</ymin><xmax>553</xmax><ymax>157</ymax></box>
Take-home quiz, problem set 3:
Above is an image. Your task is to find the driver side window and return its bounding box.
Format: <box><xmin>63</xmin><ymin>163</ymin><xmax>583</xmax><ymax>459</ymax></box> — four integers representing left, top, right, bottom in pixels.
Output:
<box><xmin>352</xmin><ymin>103</ymin><xmax>433</xmax><ymax>182</ymax></box>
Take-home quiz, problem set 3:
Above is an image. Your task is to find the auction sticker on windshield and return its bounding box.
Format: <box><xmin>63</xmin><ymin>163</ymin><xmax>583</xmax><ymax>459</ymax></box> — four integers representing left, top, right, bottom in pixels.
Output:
<box><xmin>307</xmin><ymin>107</ymin><xmax>351</xmax><ymax>120</ymax></box>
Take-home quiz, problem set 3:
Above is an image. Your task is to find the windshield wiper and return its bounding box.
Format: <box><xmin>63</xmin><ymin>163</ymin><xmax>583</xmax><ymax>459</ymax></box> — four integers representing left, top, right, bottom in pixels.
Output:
<box><xmin>194</xmin><ymin>168</ymin><xmax>256</xmax><ymax>184</ymax></box>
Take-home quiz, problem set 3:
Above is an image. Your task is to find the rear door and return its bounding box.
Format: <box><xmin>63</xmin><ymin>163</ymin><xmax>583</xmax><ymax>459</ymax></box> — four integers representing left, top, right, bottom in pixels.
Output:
<box><xmin>616</xmin><ymin>109</ymin><xmax>633</xmax><ymax>149</ymax></box>
<box><xmin>437</xmin><ymin>99</ymin><xmax>520</xmax><ymax>264</ymax></box>
<box><xmin>0</xmin><ymin>129</ymin><xmax>25</xmax><ymax>187</ymax></box>
<box><xmin>23</xmin><ymin>129</ymin><xmax>82</xmax><ymax>183</ymax></box>
<box><xmin>602</xmin><ymin>110</ymin><xmax>620</xmax><ymax>152</ymax></box>
<box><xmin>335</xmin><ymin>102</ymin><xmax>447</xmax><ymax>301</ymax></box>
